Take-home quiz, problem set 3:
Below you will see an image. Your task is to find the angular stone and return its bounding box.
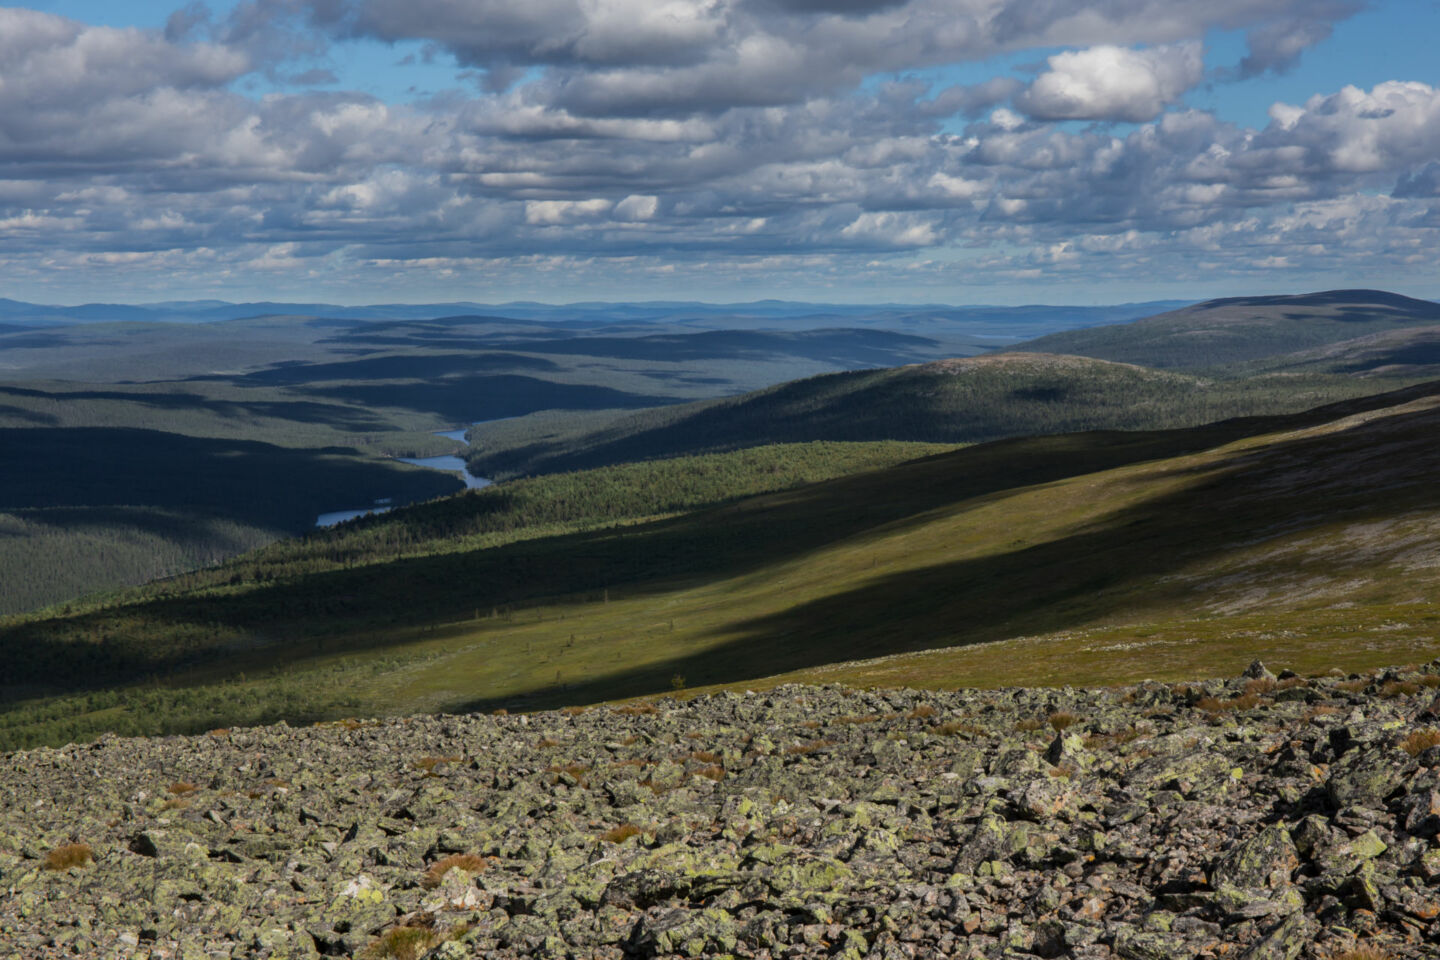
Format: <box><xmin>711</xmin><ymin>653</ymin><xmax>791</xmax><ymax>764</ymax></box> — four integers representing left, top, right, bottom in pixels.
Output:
<box><xmin>1211</xmin><ymin>823</ymin><xmax>1300</xmax><ymax>890</ymax></box>
<box><xmin>1236</xmin><ymin>911</ymin><xmax>1312</xmax><ymax>960</ymax></box>
<box><xmin>1326</xmin><ymin>750</ymin><xmax>1407</xmax><ymax>808</ymax></box>
<box><xmin>1125</xmin><ymin>751</ymin><xmax>1237</xmax><ymax>798</ymax></box>
<box><xmin>1244</xmin><ymin>661</ymin><xmax>1276</xmax><ymax>682</ymax></box>
<box><xmin>1114</xmin><ymin>926</ymin><xmax>1193</xmax><ymax>960</ymax></box>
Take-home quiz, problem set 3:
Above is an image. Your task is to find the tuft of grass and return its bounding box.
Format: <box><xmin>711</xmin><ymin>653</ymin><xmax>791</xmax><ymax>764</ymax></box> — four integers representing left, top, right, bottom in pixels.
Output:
<box><xmin>1330</xmin><ymin>947</ymin><xmax>1390</xmax><ymax>960</ymax></box>
<box><xmin>1048</xmin><ymin>710</ymin><xmax>1079</xmax><ymax>731</ymax></box>
<box><xmin>691</xmin><ymin>764</ymin><xmax>725</xmax><ymax>782</ymax></box>
<box><xmin>1083</xmin><ymin>726</ymin><xmax>1142</xmax><ymax>750</ymax></box>
<box><xmin>1243</xmin><ymin>677</ymin><xmax>1277</xmax><ymax>696</ymax></box>
<box><xmin>1401</xmin><ymin>729</ymin><xmax>1440</xmax><ymax>758</ymax></box>
<box><xmin>166</xmin><ymin>781</ymin><xmax>198</xmax><ymax>796</ymax></box>
<box><xmin>1421</xmin><ymin>675</ymin><xmax>1440</xmax><ymax>689</ymax></box>
<box><xmin>1335</xmin><ymin>679</ymin><xmax>1369</xmax><ymax>694</ymax></box>
<box><xmin>614</xmin><ymin>702</ymin><xmax>658</xmax><ymax>716</ymax></box>
<box><xmin>535</xmin><ymin>738</ymin><xmax>560</xmax><ymax>749</ymax></box>
<box><xmin>936</xmin><ymin>721</ymin><xmax>983</xmax><ymax>737</ymax></box>
<box><xmin>906</xmin><ymin>704</ymin><xmax>937</xmax><ymax>720</ymax></box>
<box><xmin>414</xmin><ymin>755</ymin><xmax>462</xmax><ymax>775</ymax></box>
<box><xmin>360</xmin><ymin>925</ymin><xmax>442</xmax><ymax>960</ymax></box>
<box><xmin>1380</xmin><ymin>680</ymin><xmax>1421</xmax><ymax>698</ymax></box>
<box><xmin>1197</xmin><ymin>693</ymin><xmax>1262</xmax><ymax>714</ymax></box>
<box><xmin>561</xmin><ymin>705</ymin><xmax>588</xmax><ymax>716</ymax></box>
<box><xmin>601</xmin><ymin>823</ymin><xmax>642</xmax><ymax>844</ymax></box>
<box><xmin>1016</xmin><ymin>717</ymin><xmax>1046</xmax><ymax>732</ymax></box>
<box><xmin>547</xmin><ymin>763</ymin><xmax>591</xmax><ymax>787</ymax></box>
<box><xmin>421</xmin><ymin>854</ymin><xmax>490</xmax><ymax>889</ymax></box>
<box><xmin>687</xmin><ymin>750</ymin><xmax>721</xmax><ymax>765</ymax></box>
<box><xmin>44</xmin><ymin>843</ymin><xmax>93</xmax><ymax>871</ymax></box>
<box><xmin>785</xmin><ymin>738</ymin><xmax>836</xmax><ymax>755</ymax></box>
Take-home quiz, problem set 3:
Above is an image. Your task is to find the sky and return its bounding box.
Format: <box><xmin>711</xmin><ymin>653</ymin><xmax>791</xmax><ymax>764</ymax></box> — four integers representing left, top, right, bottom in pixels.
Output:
<box><xmin>2</xmin><ymin>0</ymin><xmax>1439</xmax><ymax>305</ymax></box>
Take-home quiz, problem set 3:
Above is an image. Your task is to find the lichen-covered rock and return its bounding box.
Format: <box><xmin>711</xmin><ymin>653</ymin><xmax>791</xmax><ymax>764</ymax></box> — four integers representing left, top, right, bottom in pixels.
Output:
<box><xmin>1212</xmin><ymin>822</ymin><xmax>1300</xmax><ymax>890</ymax></box>
<box><xmin>4</xmin><ymin>663</ymin><xmax>1440</xmax><ymax>958</ymax></box>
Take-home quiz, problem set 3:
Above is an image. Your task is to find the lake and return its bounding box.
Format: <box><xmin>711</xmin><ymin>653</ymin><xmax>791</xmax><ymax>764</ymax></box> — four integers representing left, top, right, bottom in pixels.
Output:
<box><xmin>315</xmin><ymin>425</ymin><xmax>493</xmax><ymax>527</ymax></box>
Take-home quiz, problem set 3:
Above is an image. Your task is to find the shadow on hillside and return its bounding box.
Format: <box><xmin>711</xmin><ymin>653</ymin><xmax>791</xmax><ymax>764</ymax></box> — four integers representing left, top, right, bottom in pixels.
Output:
<box><xmin>484</xmin><ymin>329</ymin><xmax>943</xmax><ymax>367</ymax></box>
<box><xmin>0</xmin><ymin>385</ymin><xmax>399</xmax><ymax>432</ymax></box>
<box><xmin>0</xmin><ymin>428</ymin><xmax>461</xmax><ymax>531</ymax></box>
<box><xmin>454</xmin><ymin>388</ymin><xmax>1440</xmax><ymax>711</ymax></box>
<box><xmin>1337</xmin><ymin>337</ymin><xmax>1440</xmax><ymax>375</ymax></box>
<box><xmin>216</xmin><ymin>352</ymin><xmax>561</xmax><ymax>385</ymax></box>
<box><xmin>6</xmin><ymin>381</ymin><xmax>1440</xmax><ymax>707</ymax></box>
<box><xmin>300</xmin><ymin>374</ymin><xmax>679</xmax><ymax>421</ymax></box>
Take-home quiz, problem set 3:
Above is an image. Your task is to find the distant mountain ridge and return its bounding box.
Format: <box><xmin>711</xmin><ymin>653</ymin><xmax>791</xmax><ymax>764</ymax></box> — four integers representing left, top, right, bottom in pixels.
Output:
<box><xmin>1015</xmin><ymin>289</ymin><xmax>1440</xmax><ymax>370</ymax></box>
<box><xmin>0</xmin><ymin>296</ymin><xmax>1192</xmax><ymax>335</ymax></box>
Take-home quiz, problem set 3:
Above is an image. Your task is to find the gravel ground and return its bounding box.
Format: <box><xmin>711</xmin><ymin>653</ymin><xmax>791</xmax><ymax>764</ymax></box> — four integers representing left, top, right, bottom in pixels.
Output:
<box><xmin>4</xmin><ymin>660</ymin><xmax>1440</xmax><ymax>959</ymax></box>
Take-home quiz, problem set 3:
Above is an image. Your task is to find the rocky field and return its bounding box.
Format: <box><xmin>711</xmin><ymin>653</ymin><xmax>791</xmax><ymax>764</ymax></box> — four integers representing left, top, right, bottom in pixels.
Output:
<box><xmin>4</xmin><ymin>661</ymin><xmax>1440</xmax><ymax>960</ymax></box>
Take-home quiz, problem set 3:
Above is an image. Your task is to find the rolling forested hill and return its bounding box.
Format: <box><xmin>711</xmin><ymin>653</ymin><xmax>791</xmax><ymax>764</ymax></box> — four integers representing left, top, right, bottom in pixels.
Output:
<box><xmin>5</xmin><ymin>379</ymin><xmax>1440</xmax><ymax>748</ymax></box>
<box><xmin>462</xmin><ymin>352</ymin><xmax>1417</xmax><ymax>479</ymax></box>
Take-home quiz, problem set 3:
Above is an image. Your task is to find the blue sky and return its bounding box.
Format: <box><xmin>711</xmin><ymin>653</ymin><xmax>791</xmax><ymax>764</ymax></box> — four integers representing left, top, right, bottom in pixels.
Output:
<box><xmin>2</xmin><ymin>0</ymin><xmax>1438</xmax><ymax>304</ymax></box>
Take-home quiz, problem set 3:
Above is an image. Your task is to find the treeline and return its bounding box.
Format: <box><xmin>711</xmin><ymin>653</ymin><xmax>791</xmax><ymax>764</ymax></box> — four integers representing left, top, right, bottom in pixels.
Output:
<box><xmin>107</xmin><ymin>440</ymin><xmax>954</xmax><ymax>600</ymax></box>
<box><xmin>464</xmin><ymin>356</ymin><xmax>1420</xmax><ymax>478</ymax></box>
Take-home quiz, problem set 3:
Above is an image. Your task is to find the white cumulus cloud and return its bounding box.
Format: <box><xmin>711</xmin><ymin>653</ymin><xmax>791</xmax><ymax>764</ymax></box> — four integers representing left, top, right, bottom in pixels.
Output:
<box><xmin>1017</xmin><ymin>43</ymin><xmax>1204</xmax><ymax>123</ymax></box>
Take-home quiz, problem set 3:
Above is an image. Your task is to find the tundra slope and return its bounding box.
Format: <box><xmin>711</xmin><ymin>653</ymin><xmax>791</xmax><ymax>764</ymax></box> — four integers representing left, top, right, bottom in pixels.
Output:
<box><xmin>1015</xmin><ymin>290</ymin><xmax>1440</xmax><ymax>372</ymax></box>
<box><xmin>5</xmin><ymin>662</ymin><xmax>1440</xmax><ymax>959</ymax></box>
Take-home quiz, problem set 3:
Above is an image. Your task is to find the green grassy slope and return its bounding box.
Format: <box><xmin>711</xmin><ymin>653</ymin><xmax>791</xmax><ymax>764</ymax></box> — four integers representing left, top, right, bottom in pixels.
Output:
<box><xmin>5</xmin><ymin>382</ymin><xmax>1440</xmax><ymax>747</ymax></box>
<box><xmin>1015</xmin><ymin>289</ymin><xmax>1440</xmax><ymax>371</ymax></box>
<box><xmin>464</xmin><ymin>352</ymin><xmax>1415</xmax><ymax>478</ymax></box>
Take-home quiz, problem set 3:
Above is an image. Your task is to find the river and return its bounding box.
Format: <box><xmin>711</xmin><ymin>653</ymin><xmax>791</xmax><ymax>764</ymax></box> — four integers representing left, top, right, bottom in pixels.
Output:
<box><xmin>314</xmin><ymin>425</ymin><xmax>493</xmax><ymax>527</ymax></box>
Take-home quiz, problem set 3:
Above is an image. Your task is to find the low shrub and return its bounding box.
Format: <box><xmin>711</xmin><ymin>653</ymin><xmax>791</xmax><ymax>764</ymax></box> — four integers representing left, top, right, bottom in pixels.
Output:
<box><xmin>1048</xmin><ymin>711</ymin><xmax>1079</xmax><ymax>731</ymax></box>
<box><xmin>1330</xmin><ymin>946</ymin><xmax>1390</xmax><ymax>960</ymax></box>
<box><xmin>421</xmin><ymin>854</ymin><xmax>490</xmax><ymax>889</ymax></box>
<box><xmin>44</xmin><ymin>843</ymin><xmax>93</xmax><ymax>871</ymax></box>
<box><xmin>1401</xmin><ymin>729</ymin><xmax>1440</xmax><ymax>757</ymax></box>
<box><xmin>601</xmin><ymin>824</ymin><xmax>642</xmax><ymax>844</ymax></box>
<box><xmin>360</xmin><ymin>925</ymin><xmax>441</xmax><ymax>960</ymax></box>
<box><xmin>1380</xmin><ymin>680</ymin><xmax>1421</xmax><ymax>698</ymax></box>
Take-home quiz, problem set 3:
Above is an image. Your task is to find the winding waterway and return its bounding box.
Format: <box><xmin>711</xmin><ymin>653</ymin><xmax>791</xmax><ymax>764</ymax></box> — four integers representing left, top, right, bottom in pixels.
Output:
<box><xmin>314</xmin><ymin>425</ymin><xmax>493</xmax><ymax>527</ymax></box>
